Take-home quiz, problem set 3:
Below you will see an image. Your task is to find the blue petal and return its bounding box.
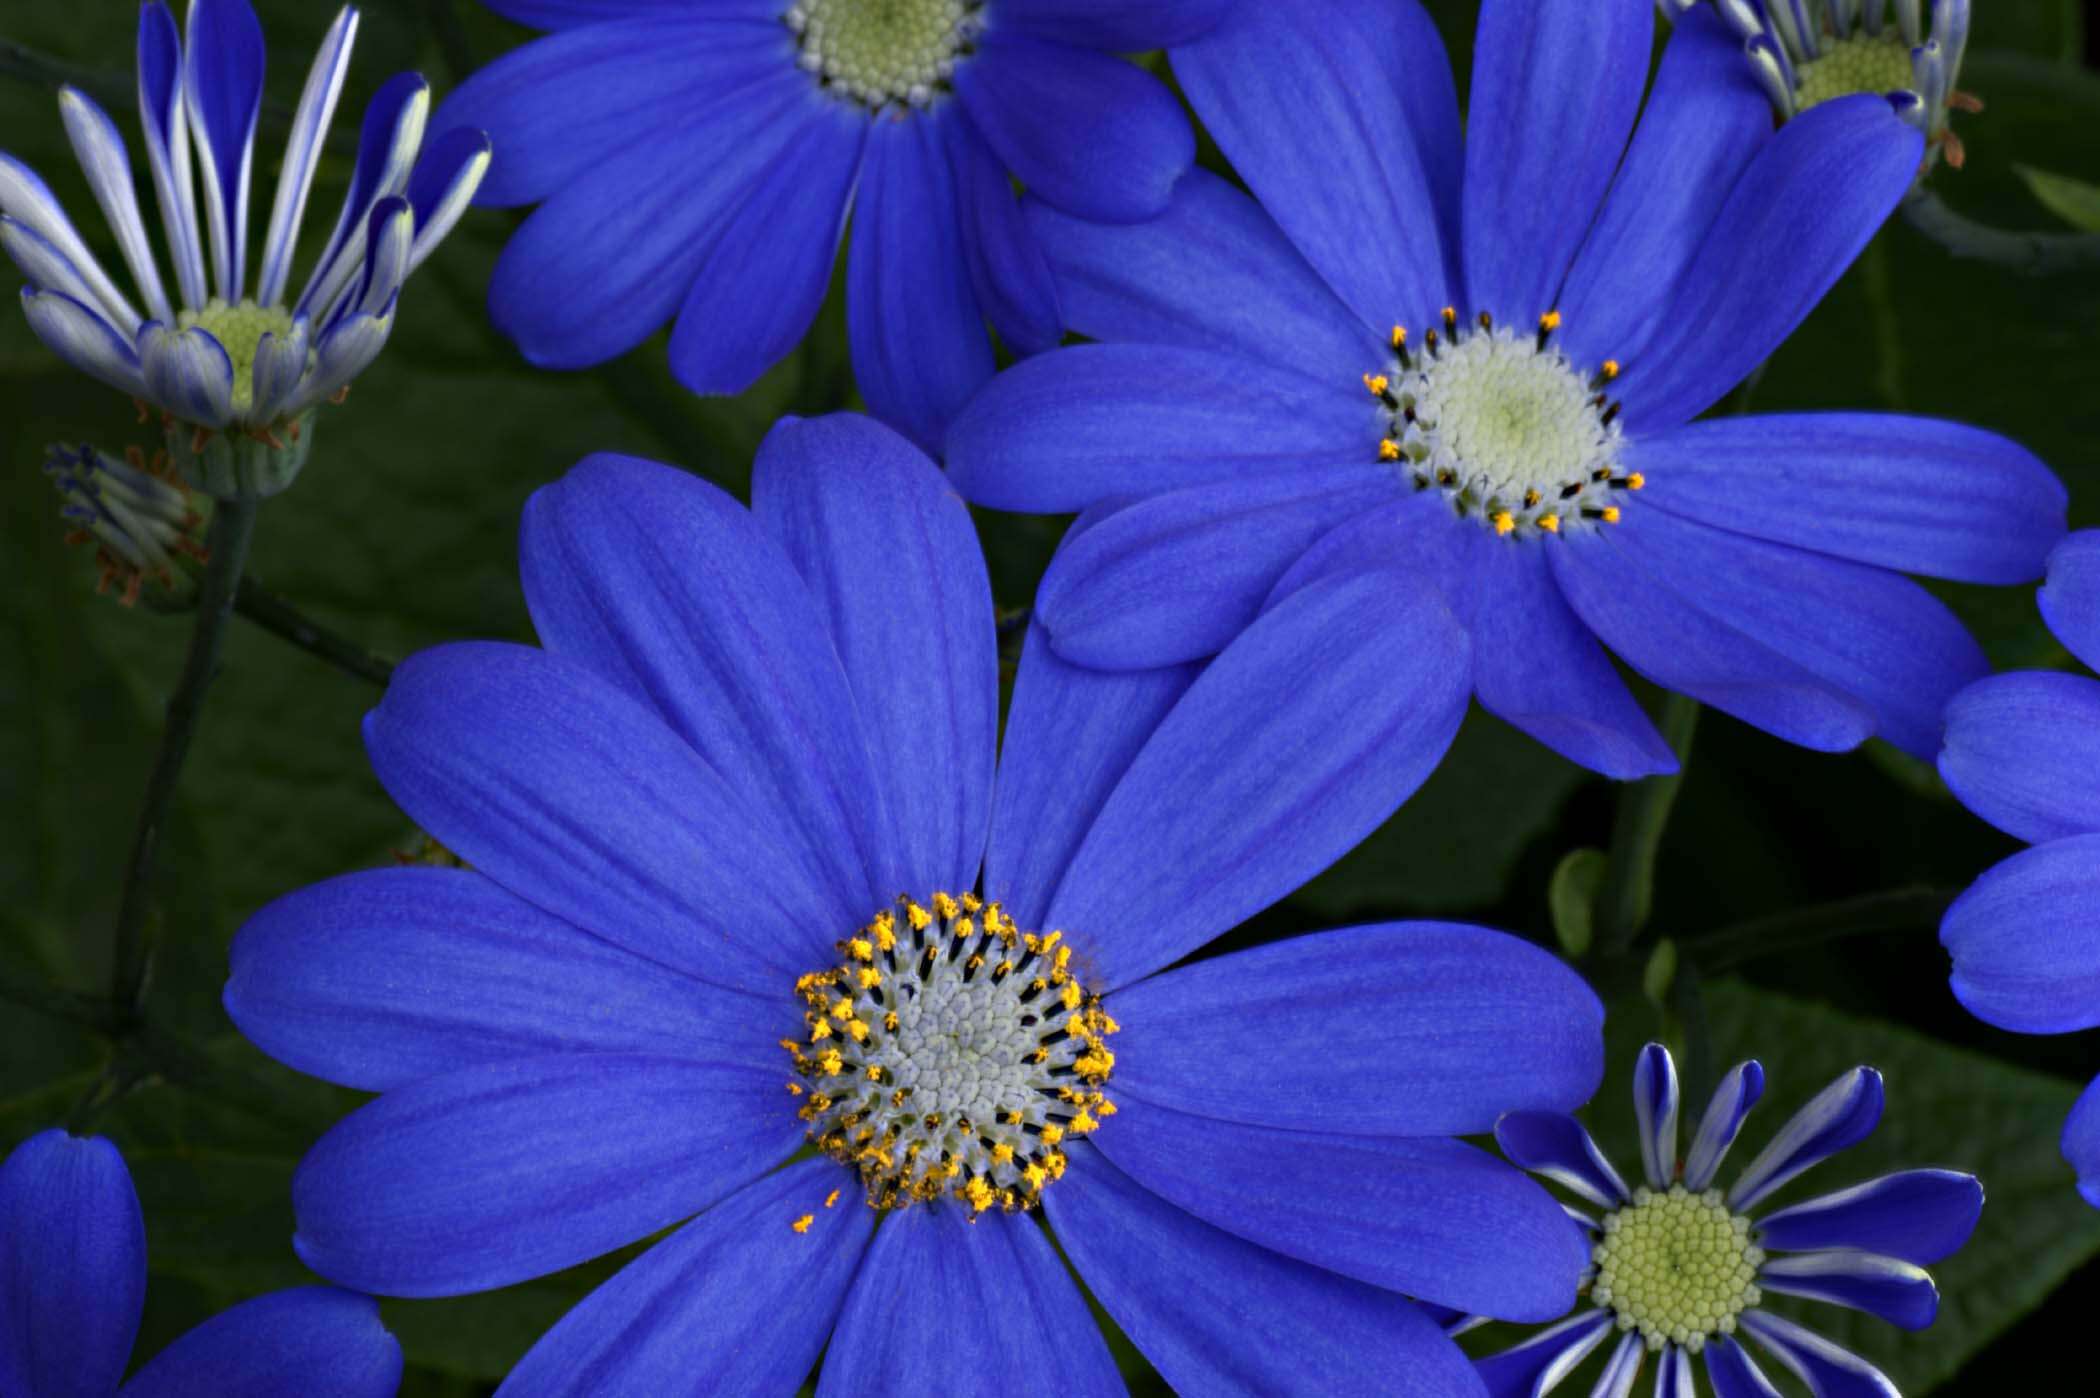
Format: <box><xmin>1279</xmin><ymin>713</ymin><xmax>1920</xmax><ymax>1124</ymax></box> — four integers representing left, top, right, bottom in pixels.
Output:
<box><xmin>136</xmin><ymin>2</ymin><xmax>208</xmax><ymax>307</ymax></box>
<box><xmin>982</xmin><ymin>625</ymin><xmax>1198</xmax><ymax>930</ymax></box>
<box><xmin>1727</xmin><ymin>1068</ymin><xmax>1884</xmax><ymax>1212</ymax></box>
<box><xmin>1045</xmin><ymin>1144</ymin><xmax>1485</xmax><ymax>1397</ymax></box>
<box><xmin>945</xmin><ymin>344</ymin><xmax>1374</xmax><ymax>513</ymax></box>
<box><xmin>0</xmin><ymin>153</ymin><xmax>140</xmax><ymax>334</ymax></box>
<box><xmin>1111</xmin><ymin>921</ymin><xmax>1603</xmax><ymax>1135</ymax></box>
<box><xmin>1705</xmin><ymin>1336</ymin><xmax>1786</xmax><ymax>1398</ymax></box>
<box><xmin>1756</xmin><ymin>1170</ymin><xmax>1983</xmax><ymax>1265</ymax></box>
<box><xmin>1047</xmin><ymin>571</ymin><xmax>1471</xmax><ymax>989</ymax></box>
<box><xmin>363</xmin><ymin>641</ymin><xmax>855</xmax><ymax>995</ymax></box>
<box><xmin>1615</xmin><ymin>96</ymin><xmax>1924</xmax><ymax>432</ymax></box>
<box><xmin>496</xmin><ymin>1160</ymin><xmax>871</xmax><ymax>1396</ymax></box>
<box><xmin>1630</xmin><ymin>414</ymin><xmax>2065</xmax><ymax>585</ymax></box>
<box><xmin>1469</xmin><ymin>539</ymin><xmax>1677</xmax><ymax>779</ymax></box>
<box><xmin>952</xmin><ymin>115</ymin><xmax>1061</xmax><ymax>356</ymax></box>
<box><xmin>1589</xmin><ymin>1332</ymin><xmax>1644</xmax><ymax>1398</ymax></box>
<box><xmin>1634</xmin><ymin>1042</ymin><xmax>1681</xmax><ymax>1191</ymax></box>
<box><xmin>818</xmin><ymin>1205</ymin><xmax>1120</xmax><ymax>1395</ymax></box>
<box><xmin>2062</xmin><ymin>1074</ymin><xmax>2100</xmax><ymax>1210</ymax></box>
<box><xmin>404</xmin><ymin>126</ymin><xmax>494</xmax><ymax>275</ymax></box>
<box><xmin>280</xmin><ymin>306</ymin><xmax>392</xmax><ymax>418</ymax></box>
<box><xmin>345</xmin><ymin>196</ymin><xmax>412</xmax><ymax>325</ymax></box>
<box><xmin>1739</xmin><ymin>1311</ymin><xmax>1901</xmax><ymax>1398</ymax></box>
<box><xmin>255</xmin><ymin>6</ymin><xmax>357</xmax><ymax>306</ymax></box>
<box><xmin>1461</xmin><ymin>0</ymin><xmax>1651</xmax><ymax>325</ymax></box>
<box><xmin>293</xmin><ymin>1054</ymin><xmax>800</xmax><ymax>1296</ymax></box>
<box><xmin>1656</xmin><ymin>1341</ymin><xmax>1698</xmax><ymax>1398</ymax></box>
<box><xmin>57</xmin><ymin>87</ymin><xmax>174</xmax><ymax>324</ymax></box>
<box><xmin>20</xmin><ymin>287</ymin><xmax>148</xmax><ymax>400</ymax></box>
<box><xmin>848</xmin><ymin>104</ymin><xmax>992</xmax><ymax>455</ymax></box>
<box><xmin>1494</xmin><ymin>1112</ymin><xmax>1630</xmax><ymax>1210</ymax></box>
<box><xmin>668</xmin><ymin>99</ymin><xmax>862</xmax><ymax>395</ymax></box>
<box><xmin>1683</xmin><ymin>1061</ymin><xmax>1766</xmax><ymax>1192</ymax></box>
<box><xmin>750</xmin><ymin>414</ymin><xmax>998</xmax><ymax>896</ymax></box>
<box><xmin>0</xmin><ymin>1131</ymin><xmax>144</xmax><ymax>1398</ymax></box>
<box><xmin>1025</xmin><ymin>168</ymin><xmax>1384</xmax><ymax>385</ymax></box>
<box><xmin>1556</xmin><ymin>4</ymin><xmax>1770</xmax><ymax>365</ymax></box>
<box><xmin>2</xmin><ymin>214</ymin><xmax>110</xmax><ymax>317</ymax></box>
<box><xmin>995</xmin><ymin>0</ymin><xmax>1235</xmax><ymax>49</ymax></box>
<box><xmin>1940</xmin><ymin>834</ymin><xmax>2100</xmax><ymax>1034</ymax></box>
<box><xmin>957</xmin><ymin>32</ymin><xmax>1190</xmax><ymax>223</ymax></box>
<box><xmin>1093</xmin><ymin>1096</ymin><xmax>1590</xmax><ymax>1321</ymax></box>
<box><xmin>519</xmin><ymin>456</ymin><xmax>892</xmax><ymax>932</ymax></box>
<box><xmin>182</xmin><ymin>0</ymin><xmax>265</xmax><ymax>301</ymax></box>
<box><xmin>1939</xmin><ymin>672</ymin><xmax>2100</xmax><ymax>843</ymax></box>
<box><xmin>139</xmin><ymin>321</ymin><xmax>237</xmax><ymax>427</ymax></box>
<box><xmin>1756</xmin><ymin>1251</ymin><xmax>1938</xmax><ymax>1330</ymax></box>
<box><xmin>1170</xmin><ymin>0</ymin><xmax>1459</xmax><ymax>333</ymax></box>
<box><xmin>1473</xmin><ymin>1310</ymin><xmax>1615</xmax><ymax>1398</ymax></box>
<box><xmin>2040</xmin><ymin>530</ymin><xmax>2100</xmax><ymax>674</ymax></box>
<box><xmin>247</xmin><ymin>316</ymin><xmax>311</xmax><ymax>423</ymax></box>
<box><xmin>297</xmin><ymin>73</ymin><xmax>429</xmax><ymax>322</ymax></box>
<box><xmin>1035</xmin><ymin>467</ymin><xmax>1397</xmax><ymax>668</ymax></box>
<box><xmin>226</xmin><ymin>866</ymin><xmax>776</xmax><ymax>1093</ymax></box>
<box><xmin>119</xmin><ymin>1288</ymin><xmax>401</xmax><ymax>1398</ymax></box>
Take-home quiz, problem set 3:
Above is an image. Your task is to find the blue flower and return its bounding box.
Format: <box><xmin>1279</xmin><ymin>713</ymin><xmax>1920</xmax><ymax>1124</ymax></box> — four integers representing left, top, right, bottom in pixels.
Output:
<box><xmin>943</xmin><ymin>0</ymin><xmax>2064</xmax><ymax>780</ymax></box>
<box><xmin>43</xmin><ymin>442</ymin><xmax>203</xmax><ymax>604</ymax></box>
<box><xmin>226</xmin><ymin>412</ymin><xmax>1607</xmax><ymax>1391</ymax></box>
<box><xmin>0</xmin><ymin>1129</ymin><xmax>400</xmax><ymax>1397</ymax></box>
<box><xmin>0</xmin><ymin>1</ymin><xmax>489</xmax><ymax>496</ymax></box>
<box><xmin>430</xmin><ymin>0</ymin><xmax>1225</xmax><ymax>454</ymax></box>
<box><xmin>1481</xmin><ymin>1042</ymin><xmax>1982</xmax><ymax>1398</ymax></box>
<box><xmin>1938</xmin><ymin>529</ymin><xmax>2100</xmax><ymax>1210</ymax></box>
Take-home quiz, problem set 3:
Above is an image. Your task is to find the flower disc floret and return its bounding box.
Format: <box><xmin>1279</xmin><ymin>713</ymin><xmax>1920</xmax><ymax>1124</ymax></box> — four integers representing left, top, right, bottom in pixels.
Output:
<box><xmin>1591</xmin><ymin>1184</ymin><xmax>1763</xmax><ymax>1353</ymax></box>
<box><xmin>787</xmin><ymin>0</ymin><xmax>982</xmax><ymax>109</ymax></box>
<box><xmin>783</xmin><ymin>893</ymin><xmax>1118</xmax><ymax>1215</ymax></box>
<box><xmin>176</xmin><ymin>299</ymin><xmax>298</xmax><ymax>414</ymax></box>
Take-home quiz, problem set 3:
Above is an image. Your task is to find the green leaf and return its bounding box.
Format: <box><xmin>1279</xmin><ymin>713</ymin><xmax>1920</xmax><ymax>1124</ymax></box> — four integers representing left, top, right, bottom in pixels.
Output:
<box><xmin>2016</xmin><ymin>163</ymin><xmax>2100</xmax><ymax>232</ymax></box>
<box><xmin>1549</xmin><ymin>848</ymin><xmax>1608</xmax><ymax>957</ymax></box>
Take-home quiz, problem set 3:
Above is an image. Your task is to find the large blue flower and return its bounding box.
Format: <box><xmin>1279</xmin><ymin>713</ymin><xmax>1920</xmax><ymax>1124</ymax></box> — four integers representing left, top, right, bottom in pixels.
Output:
<box><xmin>226</xmin><ymin>412</ymin><xmax>1607</xmax><ymax>1392</ymax></box>
<box><xmin>1939</xmin><ymin>530</ymin><xmax>2100</xmax><ymax>1209</ymax></box>
<box><xmin>0</xmin><ymin>1129</ymin><xmax>400</xmax><ymax>1396</ymax></box>
<box><xmin>433</xmin><ymin>0</ymin><xmax>1224</xmax><ymax>454</ymax></box>
<box><xmin>943</xmin><ymin>0</ymin><xmax>2065</xmax><ymax>779</ymax></box>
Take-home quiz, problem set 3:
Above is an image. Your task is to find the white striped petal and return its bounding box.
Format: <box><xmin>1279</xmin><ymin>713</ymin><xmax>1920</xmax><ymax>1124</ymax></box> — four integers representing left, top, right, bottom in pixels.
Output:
<box><xmin>1653</xmin><ymin>1345</ymin><xmax>1696</xmax><ymax>1398</ymax></box>
<box><xmin>140</xmin><ymin>321</ymin><xmax>237</xmax><ymax>428</ymax></box>
<box><xmin>1634</xmin><ymin>1042</ymin><xmax>1681</xmax><ymax>1191</ymax></box>
<box><xmin>20</xmin><ymin>287</ymin><xmax>148</xmax><ymax>398</ymax></box>
<box><xmin>0</xmin><ymin>154</ymin><xmax>141</xmax><ymax>335</ymax></box>
<box><xmin>2</xmin><ymin>215</ymin><xmax>105</xmax><ymax>310</ymax></box>
<box><xmin>1739</xmin><ymin>1311</ymin><xmax>1900</xmax><ymax>1398</ymax></box>
<box><xmin>1684</xmin><ymin>1061</ymin><xmax>1766</xmax><ymax>1192</ymax></box>
<box><xmin>183</xmin><ymin>0</ymin><xmax>266</xmax><ymax>302</ymax></box>
<box><xmin>1729</xmin><ymin>1068</ymin><xmax>1883</xmax><ymax>1212</ymax></box>
<box><xmin>296</xmin><ymin>75</ymin><xmax>428</xmax><ymax>322</ymax></box>
<box><xmin>138</xmin><ymin>0</ymin><xmax>208</xmax><ymax>308</ymax></box>
<box><xmin>1757</xmin><ymin>1250</ymin><xmax>1940</xmax><ymax>1330</ymax></box>
<box><xmin>280</xmin><ymin>305</ymin><xmax>390</xmax><ymax>417</ymax></box>
<box><xmin>405</xmin><ymin>127</ymin><xmax>491</xmax><ymax>275</ymax></box>
<box><xmin>257</xmin><ymin>5</ymin><xmax>359</xmax><ymax>306</ymax></box>
<box><xmin>350</xmin><ymin>196</ymin><xmax>413</xmax><ymax>322</ymax></box>
<box><xmin>1591</xmin><ymin>1333</ymin><xmax>1644</xmax><ymax>1398</ymax></box>
<box><xmin>57</xmin><ymin>87</ymin><xmax>174</xmax><ymax>324</ymax></box>
<box><xmin>248</xmin><ymin>315</ymin><xmax>312</xmax><ymax>423</ymax></box>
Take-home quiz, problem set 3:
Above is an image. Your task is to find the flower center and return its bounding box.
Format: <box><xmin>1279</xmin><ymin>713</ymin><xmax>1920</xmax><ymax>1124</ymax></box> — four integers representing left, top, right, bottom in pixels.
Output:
<box><xmin>1590</xmin><ymin>1185</ymin><xmax>1764</xmax><ymax>1353</ymax></box>
<box><xmin>785</xmin><ymin>0</ymin><xmax>982</xmax><ymax>109</ymax></box>
<box><xmin>1364</xmin><ymin>310</ymin><xmax>1641</xmax><ymax>539</ymax></box>
<box><xmin>176</xmin><ymin>298</ymin><xmax>296</xmax><ymax>414</ymax></box>
<box><xmin>781</xmin><ymin>893</ymin><xmax>1118</xmax><ymax>1214</ymax></box>
<box><xmin>1794</xmin><ymin>33</ymin><xmax>1917</xmax><ymax>109</ymax></box>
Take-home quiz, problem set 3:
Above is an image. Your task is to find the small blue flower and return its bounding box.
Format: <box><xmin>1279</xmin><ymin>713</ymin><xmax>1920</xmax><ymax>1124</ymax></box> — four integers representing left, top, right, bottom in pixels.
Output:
<box><xmin>1939</xmin><ymin>529</ymin><xmax>2100</xmax><ymax>1210</ymax></box>
<box><xmin>226</xmin><ymin>412</ymin><xmax>1609</xmax><ymax>1391</ymax></box>
<box><xmin>944</xmin><ymin>0</ymin><xmax>2064</xmax><ymax>780</ymax></box>
<box><xmin>0</xmin><ymin>1128</ymin><xmax>400</xmax><ymax>1397</ymax></box>
<box><xmin>431</xmin><ymin>0</ymin><xmax>1227</xmax><ymax>453</ymax></box>
<box><xmin>43</xmin><ymin>442</ymin><xmax>203</xmax><ymax>603</ymax></box>
<box><xmin>0</xmin><ymin>1</ymin><xmax>489</xmax><ymax>496</ymax></box>
<box><xmin>1481</xmin><ymin>1042</ymin><xmax>1982</xmax><ymax>1398</ymax></box>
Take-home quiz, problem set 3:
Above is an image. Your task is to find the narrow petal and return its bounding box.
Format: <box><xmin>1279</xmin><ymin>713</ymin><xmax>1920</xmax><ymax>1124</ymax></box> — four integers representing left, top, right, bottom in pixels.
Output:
<box><xmin>1940</xmin><ymin>834</ymin><xmax>2100</xmax><ymax>1034</ymax></box>
<box><xmin>256</xmin><ymin>6</ymin><xmax>358</xmax><ymax>306</ymax></box>
<box><xmin>1630</xmin><ymin>414</ymin><xmax>2065</xmax><ymax>585</ymax></box>
<box><xmin>1462</xmin><ymin>0</ymin><xmax>1652</xmax><ymax>324</ymax></box>
<box><xmin>57</xmin><ymin>87</ymin><xmax>173</xmax><ymax>323</ymax></box>
<box><xmin>2</xmin><ymin>214</ymin><xmax>107</xmax><ymax>313</ymax></box>
<box><xmin>20</xmin><ymin>287</ymin><xmax>148</xmax><ymax>399</ymax></box>
<box><xmin>139</xmin><ymin>321</ymin><xmax>237</xmax><ymax>428</ymax></box>
<box><xmin>1705</xmin><ymin>1336</ymin><xmax>1786</xmax><ymax>1398</ymax></box>
<box><xmin>0</xmin><ymin>153</ymin><xmax>140</xmax><ymax>334</ymax></box>
<box><xmin>118</xmin><ymin>1288</ymin><xmax>401</xmax><ymax>1398</ymax></box>
<box><xmin>1589</xmin><ymin>1333</ymin><xmax>1645</xmax><ymax>1398</ymax></box>
<box><xmin>1474</xmin><ymin>1310</ymin><xmax>1616</xmax><ymax>1398</ymax></box>
<box><xmin>1740</xmin><ymin>1311</ymin><xmax>1901</xmax><ymax>1398</ymax></box>
<box><xmin>247</xmin><ymin>316</ymin><xmax>311</xmax><ymax>423</ymax></box>
<box><xmin>1655</xmin><ymin>1344</ymin><xmax>1698</xmax><ymax>1398</ymax></box>
<box><xmin>347</xmin><ymin>196</ymin><xmax>412</xmax><ymax>323</ymax></box>
<box><xmin>2062</xmin><ymin>1075</ymin><xmax>2100</xmax><ymax>1210</ymax></box>
<box><xmin>2041</xmin><ymin>531</ymin><xmax>2100</xmax><ymax>673</ymax></box>
<box><xmin>1045</xmin><ymin>1145</ymin><xmax>1485</xmax><ymax>1397</ymax></box>
<box><xmin>1939</xmin><ymin>672</ymin><xmax>2100</xmax><ymax>844</ymax></box>
<box><xmin>1728</xmin><ymin>1068</ymin><xmax>1884</xmax><ymax>1211</ymax></box>
<box><xmin>1047</xmin><ymin>572</ymin><xmax>1471</xmax><ymax>989</ymax></box>
<box><xmin>278</xmin><ymin>306</ymin><xmax>392</xmax><ymax>418</ymax></box>
<box><xmin>1756</xmin><ymin>1251</ymin><xmax>1938</xmax><ymax>1330</ymax></box>
<box><xmin>137</xmin><ymin>1</ymin><xmax>208</xmax><ymax>307</ymax></box>
<box><xmin>1495</xmin><ymin>1112</ymin><xmax>1631</xmax><ymax>1210</ymax></box>
<box><xmin>944</xmin><ymin>343</ymin><xmax>1376</xmax><ymax>513</ymax></box>
<box><xmin>296</xmin><ymin>73</ymin><xmax>429</xmax><ymax>321</ymax></box>
<box><xmin>751</xmin><ymin>414</ymin><xmax>998</xmax><ymax>895</ymax></box>
<box><xmin>996</xmin><ymin>0</ymin><xmax>1235</xmax><ymax>48</ymax></box>
<box><xmin>183</xmin><ymin>0</ymin><xmax>266</xmax><ymax>301</ymax></box>
<box><xmin>404</xmin><ymin>126</ymin><xmax>494</xmax><ymax>275</ymax></box>
<box><xmin>226</xmin><ymin>866</ymin><xmax>777</xmax><ymax>1093</ymax></box>
<box><xmin>1756</xmin><ymin>1170</ymin><xmax>1983</xmax><ymax>1265</ymax></box>
<box><xmin>1683</xmin><ymin>1061</ymin><xmax>1766</xmax><ymax>1192</ymax></box>
<box><xmin>817</xmin><ymin>1206</ymin><xmax>1120</xmax><ymax>1395</ymax></box>
<box><xmin>292</xmin><ymin>1054</ymin><xmax>800</xmax><ymax>1296</ymax></box>
<box><xmin>950</xmin><ymin>112</ymin><xmax>1061</xmax><ymax>355</ymax></box>
<box><xmin>1634</xmin><ymin>1043</ymin><xmax>1681</xmax><ymax>1192</ymax></box>
<box><xmin>496</xmin><ymin>1160</ymin><xmax>871</xmax><ymax>1396</ymax></box>
<box><xmin>0</xmin><ymin>1131</ymin><xmax>145</xmax><ymax>1398</ymax></box>
<box><xmin>1171</xmin><ymin>0</ymin><xmax>1459</xmax><ymax>332</ymax></box>
<box><xmin>1111</xmin><ymin>921</ymin><xmax>1603</xmax><ymax>1135</ymax></box>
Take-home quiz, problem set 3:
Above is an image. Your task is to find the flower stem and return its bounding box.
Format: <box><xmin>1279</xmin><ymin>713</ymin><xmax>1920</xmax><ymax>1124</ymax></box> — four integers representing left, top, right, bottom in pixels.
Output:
<box><xmin>1901</xmin><ymin>189</ymin><xmax>2100</xmax><ymax>274</ymax></box>
<box><xmin>235</xmin><ymin>576</ymin><xmax>395</xmax><ymax>687</ymax></box>
<box><xmin>1688</xmin><ymin>885</ymin><xmax>1958</xmax><ymax>972</ymax></box>
<box><xmin>1596</xmin><ymin>692</ymin><xmax>1701</xmax><ymax>958</ymax></box>
<box><xmin>109</xmin><ymin>494</ymin><xmax>260</xmax><ymax>1019</ymax></box>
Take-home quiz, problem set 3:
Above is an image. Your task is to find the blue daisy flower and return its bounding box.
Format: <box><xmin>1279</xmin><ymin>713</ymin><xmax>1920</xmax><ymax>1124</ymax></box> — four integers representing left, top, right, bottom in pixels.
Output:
<box><xmin>225</xmin><ymin>412</ymin><xmax>1607</xmax><ymax>1392</ymax></box>
<box><xmin>943</xmin><ymin>0</ymin><xmax>2064</xmax><ymax>780</ymax></box>
<box><xmin>1481</xmin><ymin>1042</ymin><xmax>1982</xmax><ymax>1398</ymax></box>
<box><xmin>1938</xmin><ymin>529</ymin><xmax>2100</xmax><ymax>1210</ymax></box>
<box><xmin>0</xmin><ymin>1128</ymin><xmax>400</xmax><ymax>1397</ymax></box>
<box><xmin>430</xmin><ymin>0</ymin><xmax>1226</xmax><ymax>453</ymax></box>
<box><xmin>0</xmin><ymin>1</ymin><xmax>490</xmax><ymax>498</ymax></box>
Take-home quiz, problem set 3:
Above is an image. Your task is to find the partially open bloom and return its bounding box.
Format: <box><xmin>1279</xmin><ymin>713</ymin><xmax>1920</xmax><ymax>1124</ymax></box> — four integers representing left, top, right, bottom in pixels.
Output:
<box><xmin>227</xmin><ymin>413</ymin><xmax>1607</xmax><ymax>1391</ymax></box>
<box><xmin>0</xmin><ymin>1</ymin><xmax>489</xmax><ymax>498</ymax></box>
<box><xmin>0</xmin><ymin>1129</ymin><xmax>400</xmax><ymax>1396</ymax></box>
<box><xmin>1939</xmin><ymin>531</ymin><xmax>2100</xmax><ymax>1209</ymax></box>
<box><xmin>432</xmin><ymin>0</ymin><xmax>1228</xmax><ymax>452</ymax></box>
<box><xmin>43</xmin><ymin>441</ymin><xmax>204</xmax><ymax>605</ymax></box>
<box><xmin>1481</xmin><ymin>1043</ymin><xmax>1982</xmax><ymax>1397</ymax></box>
<box><xmin>945</xmin><ymin>0</ymin><xmax>2063</xmax><ymax>781</ymax></box>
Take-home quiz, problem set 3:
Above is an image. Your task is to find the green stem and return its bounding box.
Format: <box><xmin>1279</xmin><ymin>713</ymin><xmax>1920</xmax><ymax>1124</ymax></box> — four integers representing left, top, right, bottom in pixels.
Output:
<box><xmin>1688</xmin><ymin>886</ymin><xmax>1957</xmax><ymax>972</ymax></box>
<box><xmin>1596</xmin><ymin>692</ymin><xmax>1701</xmax><ymax>957</ymax></box>
<box><xmin>109</xmin><ymin>495</ymin><xmax>260</xmax><ymax>1018</ymax></box>
<box><xmin>1901</xmin><ymin>189</ymin><xmax>2100</xmax><ymax>275</ymax></box>
<box><xmin>235</xmin><ymin>576</ymin><xmax>395</xmax><ymax>687</ymax></box>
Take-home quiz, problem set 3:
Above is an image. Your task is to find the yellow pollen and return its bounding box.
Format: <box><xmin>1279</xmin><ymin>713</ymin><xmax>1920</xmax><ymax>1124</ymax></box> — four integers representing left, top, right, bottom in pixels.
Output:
<box><xmin>1364</xmin><ymin>373</ymin><xmax>1390</xmax><ymax>397</ymax></box>
<box><xmin>1539</xmin><ymin>514</ymin><xmax>1561</xmax><ymax>534</ymax></box>
<box><xmin>1601</xmin><ymin>359</ymin><xmax>1621</xmax><ymax>380</ymax></box>
<box><xmin>791</xmin><ymin>1214</ymin><xmax>814</xmax><ymax>1234</ymax></box>
<box><xmin>1539</xmin><ymin>310</ymin><xmax>1563</xmax><ymax>332</ymax></box>
<box><xmin>1391</xmin><ymin>325</ymin><xmax>1407</xmax><ymax>349</ymax></box>
<box><xmin>1602</xmin><ymin>505</ymin><xmax>1621</xmax><ymax>524</ymax></box>
<box><xmin>825</xmin><ymin>1189</ymin><xmax>841</xmax><ymax>1208</ymax></box>
<box><xmin>1493</xmin><ymin>510</ymin><xmax>1516</xmax><ymax>536</ymax></box>
<box><xmin>1380</xmin><ymin>439</ymin><xmax>1401</xmax><ymax>461</ymax></box>
<box><xmin>1627</xmin><ymin>472</ymin><xmax>1645</xmax><ymax>490</ymax></box>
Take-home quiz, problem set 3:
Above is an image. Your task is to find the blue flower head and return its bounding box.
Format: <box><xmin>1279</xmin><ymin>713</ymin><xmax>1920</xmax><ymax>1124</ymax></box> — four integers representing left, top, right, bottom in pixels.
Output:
<box><xmin>0</xmin><ymin>1</ymin><xmax>490</xmax><ymax>498</ymax></box>
<box><xmin>1482</xmin><ymin>1042</ymin><xmax>1982</xmax><ymax>1398</ymax></box>
<box><xmin>1939</xmin><ymin>530</ymin><xmax>2100</xmax><ymax>1211</ymax></box>
<box><xmin>433</xmin><ymin>0</ymin><xmax>1231</xmax><ymax>453</ymax></box>
<box><xmin>945</xmin><ymin>0</ymin><xmax>2065</xmax><ymax>781</ymax></box>
<box><xmin>227</xmin><ymin>412</ymin><xmax>1611</xmax><ymax>1391</ymax></box>
<box><xmin>0</xmin><ymin>1129</ymin><xmax>400</xmax><ymax>1396</ymax></box>
<box><xmin>43</xmin><ymin>442</ymin><xmax>203</xmax><ymax>605</ymax></box>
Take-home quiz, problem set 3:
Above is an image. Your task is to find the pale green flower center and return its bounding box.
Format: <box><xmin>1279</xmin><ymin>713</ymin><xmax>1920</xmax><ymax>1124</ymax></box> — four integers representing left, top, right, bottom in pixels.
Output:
<box><xmin>787</xmin><ymin>0</ymin><xmax>978</xmax><ymax>108</ymax></box>
<box><xmin>1796</xmin><ymin>34</ymin><xmax>1916</xmax><ymax>109</ymax></box>
<box><xmin>1591</xmin><ymin>1185</ymin><xmax>1764</xmax><ymax>1353</ymax></box>
<box><xmin>177</xmin><ymin>298</ymin><xmax>295</xmax><ymax>414</ymax></box>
